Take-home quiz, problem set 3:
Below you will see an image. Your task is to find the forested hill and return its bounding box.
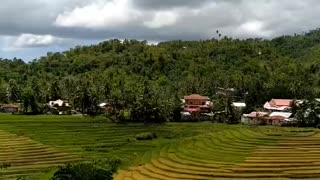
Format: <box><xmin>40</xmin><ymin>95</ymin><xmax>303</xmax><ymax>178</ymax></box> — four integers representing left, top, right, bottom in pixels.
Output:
<box><xmin>1</xmin><ymin>29</ymin><xmax>320</xmax><ymax>116</ymax></box>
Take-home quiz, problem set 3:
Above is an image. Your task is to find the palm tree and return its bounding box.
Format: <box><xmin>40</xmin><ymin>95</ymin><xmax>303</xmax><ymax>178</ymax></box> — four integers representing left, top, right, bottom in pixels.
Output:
<box><xmin>48</xmin><ymin>79</ymin><xmax>61</xmax><ymax>100</ymax></box>
<box><xmin>296</xmin><ymin>99</ymin><xmax>320</xmax><ymax>127</ymax></box>
<box><xmin>6</xmin><ymin>79</ymin><xmax>20</xmax><ymax>102</ymax></box>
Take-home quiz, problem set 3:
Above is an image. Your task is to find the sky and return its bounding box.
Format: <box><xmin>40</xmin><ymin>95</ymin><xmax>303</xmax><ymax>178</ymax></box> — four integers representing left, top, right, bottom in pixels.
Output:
<box><xmin>1</xmin><ymin>0</ymin><xmax>320</xmax><ymax>61</ymax></box>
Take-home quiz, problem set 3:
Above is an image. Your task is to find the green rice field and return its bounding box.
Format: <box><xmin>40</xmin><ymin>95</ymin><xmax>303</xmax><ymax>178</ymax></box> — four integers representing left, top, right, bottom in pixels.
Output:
<box><xmin>0</xmin><ymin>114</ymin><xmax>319</xmax><ymax>179</ymax></box>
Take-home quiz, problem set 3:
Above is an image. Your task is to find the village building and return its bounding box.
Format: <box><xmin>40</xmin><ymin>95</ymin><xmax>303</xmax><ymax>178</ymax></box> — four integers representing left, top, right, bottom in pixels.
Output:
<box><xmin>266</xmin><ymin>112</ymin><xmax>293</xmax><ymax>126</ymax></box>
<box><xmin>242</xmin><ymin>111</ymin><xmax>293</xmax><ymax>126</ymax></box>
<box><xmin>183</xmin><ymin>94</ymin><xmax>212</xmax><ymax>115</ymax></box>
<box><xmin>98</xmin><ymin>102</ymin><xmax>113</xmax><ymax>113</ymax></box>
<box><xmin>264</xmin><ymin>99</ymin><xmax>293</xmax><ymax>111</ymax></box>
<box><xmin>241</xmin><ymin>112</ymin><xmax>269</xmax><ymax>125</ymax></box>
<box><xmin>232</xmin><ymin>102</ymin><xmax>246</xmax><ymax>109</ymax></box>
<box><xmin>0</xmin><ymin>105</ymin><xmax>19</xmax><ymax>113</ymax></box>
<box><xmin>47</xmin><ymin>99</ymin><xmax>71</xmax><ymax>115</ymax></box>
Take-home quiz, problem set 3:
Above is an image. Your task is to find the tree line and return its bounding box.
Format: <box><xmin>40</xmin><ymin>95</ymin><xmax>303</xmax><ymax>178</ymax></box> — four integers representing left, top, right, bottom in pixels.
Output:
<box><xmin>1</xmin><ymin>29</ymin><xmax>320</xmax><ymax>123</ymax></box>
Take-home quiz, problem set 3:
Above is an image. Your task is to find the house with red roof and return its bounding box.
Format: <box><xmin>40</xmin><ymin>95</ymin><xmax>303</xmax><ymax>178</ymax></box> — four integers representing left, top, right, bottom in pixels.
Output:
<box><xmin>241</xmin><ymin>112</ymin><xmax>269</xmax><ymax>125</ymax></box>
<box><xmin>183</xmin><ymin>94</ymin><xmax>212</xmax><ymax>115</ymax></box>
<box><xmin>242</xmin><ymin>110</ymin><xmax>294</xmax><ymax>126</ymax></box>
<box><xmin>241</xmin><ymin>99</ymin><xmax>298</xmax><ymax>126</ymax></box>
<box><xmin>264</xmin><ymin>99</ymin><xmax>293</xmax><ymax>111</ymax></box>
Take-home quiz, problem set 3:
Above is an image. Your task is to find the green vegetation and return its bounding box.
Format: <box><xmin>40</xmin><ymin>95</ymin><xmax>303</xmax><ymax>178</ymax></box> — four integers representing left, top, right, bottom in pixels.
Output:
<box><xmin>135</xmin><ymin>132</ymin><xmax>157</xmax><ymax>141</ymax></box>
<box><xmin>52</xmin><ymin>159</ymin><xmax>120</xmax><ymax>180</ymax></box>
<box><xmin>0</xmin><ymin>115</ymin><xmax>234</xmax><ymax>179</ymax></box>
<box><xmin>116</xmin><ymin>126</ymin><xmax>320</xmax><ymax>179</ymax></box>
<box><xmin>0</xmin><ymin>115</ymin><xmax>319</xmax><ymax>179</ymax></box>
<box><xmin>1</xmin><ymin>29</ymin><xmax>320</xmax><ymax>122</ymax></box>
<box><xmin>2</xmin><ymin>29</ymin><xmax>320</xmax><ymax>178</ymax></box>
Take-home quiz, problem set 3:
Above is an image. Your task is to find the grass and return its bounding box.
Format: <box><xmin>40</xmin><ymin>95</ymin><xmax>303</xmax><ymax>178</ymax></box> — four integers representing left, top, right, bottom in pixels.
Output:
<box><xmin>0</xmin><ymin>114</ymin><xmax>320</xmax><ymax>179</ymax></box>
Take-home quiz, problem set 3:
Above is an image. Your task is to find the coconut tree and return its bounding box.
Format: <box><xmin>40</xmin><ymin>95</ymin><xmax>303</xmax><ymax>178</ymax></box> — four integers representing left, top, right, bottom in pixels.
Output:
<box><xmin>6</xmin><ymin>79</ymin><xmax>20</xmax><ymax>102</ymax></box>
<box><xmin>296</xmin><ymin>99</ymin><xmax>320</xmax><ymax>127</ymax></box>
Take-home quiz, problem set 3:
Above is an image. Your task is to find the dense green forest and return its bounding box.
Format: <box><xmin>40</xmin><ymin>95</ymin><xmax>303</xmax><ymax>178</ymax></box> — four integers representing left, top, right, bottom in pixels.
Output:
<box><xmin>1</xmin><ymin>29</ymin><xmax>320</xmax><ymax>122</ymax></box>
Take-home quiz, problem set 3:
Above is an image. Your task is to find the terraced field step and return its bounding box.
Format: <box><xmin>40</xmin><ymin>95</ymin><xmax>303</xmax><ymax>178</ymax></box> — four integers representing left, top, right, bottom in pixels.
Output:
<box><xmin>1</xmin><ymin>173</ymin><xmax>44</xmax><ymax>180</ymax></box>
<box><xmin>247</xmin><ymin>156</ymin><xmax>320</xmax><ymax>160</ymax></box>
<box><xmin>244</xmin><ymin>159</ymin><xmax>320</xmax><ymax>163</ymax></box>
<box><xmin>229</xmin><ymin>166</ymin><xmax>320</xmax><ymax>173</ymax></box>
<box><xmin>0</xmin><ymin>129</ymin><xmax>81</xmax><ymax>179</ymax></box>
<box><xmin>128</xmin><ymin>163</ymin><xmax>291</xmax><ymax>179</ymax></box>
<box><xmin>115</xmin><ymin>128</ymin><xmax>320</xmax><ymax>179</ymax></box>
<box><xmin>157</xmin><ymin>158</ymin><xmax>232</xmax><ymax>173</ymax></box>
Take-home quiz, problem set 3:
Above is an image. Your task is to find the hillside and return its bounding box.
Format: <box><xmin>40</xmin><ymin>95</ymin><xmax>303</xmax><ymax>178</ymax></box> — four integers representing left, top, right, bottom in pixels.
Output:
<box><xmin>1</xmin><ymin>29</ymin><xmax>320</xmax><ymax>119</ymax></box>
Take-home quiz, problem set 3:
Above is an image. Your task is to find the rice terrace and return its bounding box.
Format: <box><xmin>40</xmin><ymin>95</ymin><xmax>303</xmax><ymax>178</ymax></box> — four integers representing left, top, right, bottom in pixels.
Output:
<box><xmin>0</xmin><ymin>115</ymin><xmax>319</xmax><ymax>179</ymax></box>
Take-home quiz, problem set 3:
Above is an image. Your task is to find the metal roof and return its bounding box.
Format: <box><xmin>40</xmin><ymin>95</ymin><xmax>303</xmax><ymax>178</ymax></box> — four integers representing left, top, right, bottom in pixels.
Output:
<box><xmin>271</xmin><ymin>99</ymin><xmax>293</xmax><ymax>106</ymax></box>
<box><xmin>243</xmin><ymin>112</ymin><xmax>268</xmax><ymax>118</ymax></box>
<box><xmin>269</xmin><ymin>112</ymin><xmax>292</xmax><ymax>118</ymax></box>
<box><xmin>264</xmin><ymin>102</ymin><xmax>288</xmax><ymax>111</ymax></box>
<box><xmin>184</xmin><ymin>94</ymin><xmax>209</xmax><ymax>100</ymax></box>
<box><xmin>232</xmin><ymin>102</ymin><xmax>246</xmax><ymax>108</ymax></box>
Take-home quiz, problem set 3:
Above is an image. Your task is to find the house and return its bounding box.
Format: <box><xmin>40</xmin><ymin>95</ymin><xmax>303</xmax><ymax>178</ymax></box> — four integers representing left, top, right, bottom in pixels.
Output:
<box><xmin>267</xmin><ymin>112</ymin><xmax>293</xmax><ymax>126</ymax></box>
<box><xmin>98</xmin><ymin>102</ymin><xmax>113</xmax><ymax>113</ymax></box>
<box><xmin>48</xmin><ymin>99</ymin><xmax>70</xmax><ymax>107</ymax></box>
<box><xmin>242</xmin><ymin>111</ymin><xmax>293</xmax><ymax>126</ymax></box>
<box><xmin>264</xmin><ymin>99</ymin><xmax>293</xmax><ymax>111</ymax></box>
<box><xmin>47</xmin><ymin>99</ymin><xmax>71</xmax><ymax>115</ymax></box>
<box><xmin>241</xmin><ymin>112</ymin><xmax>269</xmax><ymax>125</ymax></box>
<box><xmin>183</xmin><ymin>94</ymin><xmax>212</xmax><ymax>115</ymax></box>
<box><xmin>232</xmin><ymin>102</ymin><xmax>246</xmax><ymax>109</ymax></box>
<box><xmin>0</xmin><ymin>105</ymin><xmax>19</xmax><ymax>113</ymax></box>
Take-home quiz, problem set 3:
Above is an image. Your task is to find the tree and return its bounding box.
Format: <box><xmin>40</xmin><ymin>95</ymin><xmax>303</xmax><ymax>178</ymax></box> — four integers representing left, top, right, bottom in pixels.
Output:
<box><xmin>6</xmin><ymin>79</ymin><xmax>20</xmax><ymax>102</ymax></box>
<box><xmin>52</xmin><ymin>159</ymin><xmax>120</xmax><ymax>180</ymax></box>
<box><xmin>131</xmin><ymin>80</ymin><xmax>173</xmax><ymax>124</ymax></box>
<box><xmin>0</xmin><ymin>29</ymin><xmax>320</xmax><ymax>123</ymax></box>
<box><xmin>21</xmin><ymin>87</ymin><xmax>39</xmax><ymax>114</ymax></box>
<box><xmin>48</xmin><ymin>79</ymin><xmax>61</xmax><ymax>101</ymax></box>
<box><xmin>225</xmin><ymin>99</ymin><xmax>238</xmax><ymax>124</ymax></box>
<box><xmin>295</xmin><ymin>100</ymin><xmax>320</xmax><ymax>127</ymax></box>
<box><xmin>52</xmin><ymin>163</ymin><xmax>112</xmax><ymax>180</ymax></box>
<box><xmin>171</xmin><ymin>94</ymin><xmax>183</xmax><ymax>121</ymax></box>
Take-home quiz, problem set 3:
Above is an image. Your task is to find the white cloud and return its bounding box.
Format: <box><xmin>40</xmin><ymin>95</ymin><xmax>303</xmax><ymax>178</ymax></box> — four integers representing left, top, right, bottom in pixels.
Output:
<box><xmin>241</xmin><ymin>21</ymin><xmax>264</xmax><ymax>33</ymax></box>
<box><xmin>237</xmin><ymin>20</ymin><xmax>273</xmax><ymax>37</ymax></box>
<box><xmin>55</xmin><ymin>0</ymin><xmax>141</xmax><ymax>29</ymax></box>
<box><xmin>3</xmin><ymin>0</ymin><xmax>320</xmax><ymax>60</ymax></box>
<box><xmin>144</xmin><ymin>11</ymin><xmax>178</xmax><ymax>29</ymax></box>
<box><xmin>13</xmin><ymin>34</ymin><xmax>63</xmax><ymax>48</ymax></box>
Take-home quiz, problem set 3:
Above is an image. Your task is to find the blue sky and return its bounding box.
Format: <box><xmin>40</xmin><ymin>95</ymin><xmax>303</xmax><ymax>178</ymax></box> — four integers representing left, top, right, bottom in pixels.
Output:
<box><xmin>0</xmin><ymin>45</ymin><xmax>66</xmax><ymax>61</ymax></box>
<box><xmin>0</xmin><ymin>38</ymin><xmax>100</xmax><ymax>61</ymax></box>
<box><xmin>1</xmin><ymin>0</ymin><xmax>320</xmax><ymax>61</ymax></box>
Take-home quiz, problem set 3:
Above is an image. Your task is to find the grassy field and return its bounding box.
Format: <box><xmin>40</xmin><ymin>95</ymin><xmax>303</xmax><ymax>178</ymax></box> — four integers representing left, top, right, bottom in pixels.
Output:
<box><xmin>0</xmin><ymin>114</ymin><xmax>235</xmax><ymax>179</ymax></box>
<box><xmin>0</xmin><ymin>114</ymin><xmax>319</xmax><ymax>179</ymax></box>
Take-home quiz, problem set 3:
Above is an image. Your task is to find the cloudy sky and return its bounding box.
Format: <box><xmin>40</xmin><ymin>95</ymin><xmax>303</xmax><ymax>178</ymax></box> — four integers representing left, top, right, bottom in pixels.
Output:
<box><xmin>0</xmin><ymin>0</ymin><xmax>319</xmax><ymax>61</ymax></box>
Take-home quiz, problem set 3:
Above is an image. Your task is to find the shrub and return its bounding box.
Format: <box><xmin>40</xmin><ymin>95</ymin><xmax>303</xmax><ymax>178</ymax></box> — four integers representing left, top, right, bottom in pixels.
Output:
<box><xmin>16</xmin><ymin>130</ymin><xmax>25</xmax><ymax>136</ymax></box>
<box><xmin>135</xmin><ymin>132</ymin><xmax>157</xmax><ymax>140</ymax></box>
<box><xmin>16</xmin><ymin>176</ymin><xmax>29</xmax><ymax>180</ymax></box>
<box><xmin>83</xmin><ymin>146</ymin><xmax>94</xmax><ymax>151</ymax></box>
<box><xmin>107</xmin><ymin>159</ymin><xmax>121</xmax><ymax>172</ymax></box>
<box><xmin>52</xmin><ymin>159</ymin><xmax>120</xmax><ymax>180</ymax></box>
<box><xmin>126</xmin><ymin>137</ymin><xmax>136</xmax><ymax>142</ymax></box>
<box><xmin>0</xmin><ymin>162</ymin><xmax>11</xmax><ymax>169</ymax></box>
